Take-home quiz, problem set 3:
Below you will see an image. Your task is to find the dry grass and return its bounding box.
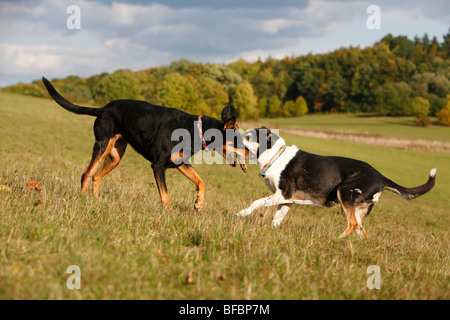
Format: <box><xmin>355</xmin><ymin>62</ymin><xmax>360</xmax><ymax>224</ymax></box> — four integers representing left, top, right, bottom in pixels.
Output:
<box><xmin>0</xmin><ymin>93</ymin><xmax>449</xmax><ymax>299</ymax></box>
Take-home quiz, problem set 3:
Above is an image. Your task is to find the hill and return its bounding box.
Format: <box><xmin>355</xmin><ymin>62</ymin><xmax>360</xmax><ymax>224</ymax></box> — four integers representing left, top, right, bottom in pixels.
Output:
<box><xmin>2</xmin><ymin>32</ymin><xmax>450</xmax><ymax>122</ymax></box>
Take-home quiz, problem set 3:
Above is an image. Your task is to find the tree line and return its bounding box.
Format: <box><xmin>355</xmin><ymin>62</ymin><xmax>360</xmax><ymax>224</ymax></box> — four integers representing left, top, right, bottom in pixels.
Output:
<box><xmin>3</xmin><ymin>31</ymin><xmax>450</xmax><ymax>124</ymax></box>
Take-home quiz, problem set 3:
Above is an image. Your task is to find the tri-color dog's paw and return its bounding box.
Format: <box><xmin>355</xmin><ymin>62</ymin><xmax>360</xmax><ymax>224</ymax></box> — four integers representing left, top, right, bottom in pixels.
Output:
<box><xmin>236</xmin><ymin>209</ymin><xmax>250</xmax><ymax>217</ymax></box>
<box><xmin>272</xmin><ymin>220</ymin><xmax>282</xmax><ymax>227</ymax></box>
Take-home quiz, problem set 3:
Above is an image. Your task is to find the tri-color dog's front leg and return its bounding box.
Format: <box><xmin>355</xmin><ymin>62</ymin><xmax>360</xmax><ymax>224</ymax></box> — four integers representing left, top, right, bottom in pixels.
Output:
<box><xmin>236</xmin><ymin>192</ymin><xmax>291</xmax><ymax>218</ymax></box>
<box><xmin>272</xmin><ymin>204</ymin><xmax>292</xmax><ymax>226</ymax></box>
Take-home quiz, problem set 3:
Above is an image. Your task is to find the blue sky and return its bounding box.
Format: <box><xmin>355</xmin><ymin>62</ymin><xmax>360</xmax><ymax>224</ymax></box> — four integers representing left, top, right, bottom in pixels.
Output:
<box><xmin>0</xmin><ymin>0</ymin><xmax>449</xmax><ymax>86</ymax></box>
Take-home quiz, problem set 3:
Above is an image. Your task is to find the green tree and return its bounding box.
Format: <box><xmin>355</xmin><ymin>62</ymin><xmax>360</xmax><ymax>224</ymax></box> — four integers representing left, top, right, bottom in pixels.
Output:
<box><xmin>374</xmin><ymin>82</ymin><xmax>412</xmax><ymax>115</ymax></box>
<box><xmin>251</xmin><ymin>68</ymin><xmax>274</xmax><ymax>99</ymax></box>
<box><xmin>258</xmin><ymin>97</ymin><xmax>268</xmax><ymax>118</ymax></box>
<box><xmin>350</xmin><ymin>64</ymin><xmax>376</xmax><ymax>112</ymax></box>
<box><xmin>442</xmin><ymin>28</ymin><xmax>450</xmax><ymax>58</ymax></box>
<box><xmin>410</xmin><ymin>72</ymin><xmax>450</xmax><ymax>114</ymax></box>
<box><xmin>281</xmin><ymin>96</ymin><xmax>308</xmax><ymax>117</ymax></box>
<box><xmin>200</xmin><ymin>64</ymin><xmax>243</xmax><ymax>94</ymax></box>
<box><xmin>380</xmin><ymin>34</ymin><xmax>415</xmax><ymax>58</ymax></box>
<box><xmin>197</xmin><ymin>76</ymin><xmax>229</xmax><ymax>118</ymax></box>
<box><xmin>266</xmin><ymin>95</ymin><xmax>282</xmax><ymax>117</ymax></box>
<box><xmin>91</xmin><ymin>70</ymin><xmax>140</xmax><ymax>105</ymax></box>
<box><xmin>231</xmin><ymin>82</ymin><xmax>258</xmax><ymax>120</ymax></box>
<box><xmin>159</xmin><ymin>72</ymin><xmax>199</xmax><ymax>113</ymax></box>
<box><xmin>324</xmin><ymin>72</ymin><xmax>346</xmax><ymax>111</ymax></box>
<box><xmin>170</xmin><ymin>59</ymin><xmax>203</xmax><ymax>77</ymax></box>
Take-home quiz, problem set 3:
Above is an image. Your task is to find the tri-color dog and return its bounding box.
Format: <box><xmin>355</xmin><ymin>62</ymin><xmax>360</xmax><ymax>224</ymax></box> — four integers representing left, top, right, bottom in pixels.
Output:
<box><xmin>237</xmin><ymin>127</ymin><xmax>436</xmax><ymax>238</ymax></box>
<box><xmin>42</xmin><ymin>77</ymin><xmax>247</xmax><ymax>211</ymax></box>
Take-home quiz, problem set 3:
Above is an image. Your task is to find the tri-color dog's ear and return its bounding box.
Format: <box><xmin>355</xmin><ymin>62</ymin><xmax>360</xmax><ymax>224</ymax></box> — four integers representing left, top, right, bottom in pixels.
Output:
<box><xmin>223</xmin><ymin>116</ymin><xmax>236</xmax><ymax>130</ymax></box>
<box><xmin>221</xmin><ymin>104</ymin><xmax>234</xmax><ymax>121</ymax></box>
<box><xmin>260</xmin><ymin>126</ymin><xmax>271</xmax><ymax>138</ymax></box>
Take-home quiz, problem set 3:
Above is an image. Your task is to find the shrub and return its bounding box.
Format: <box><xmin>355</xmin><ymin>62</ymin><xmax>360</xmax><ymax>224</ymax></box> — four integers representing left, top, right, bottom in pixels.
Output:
<box><xmin>414</xmin><ymin>116</ymin><xmax>431</xmax><ymax>127</ymax></box>
<box><xmin>410</xmin><ymin>96</ymin><xmax>430</xmax><ymax>117</ymax></box>
<box><xmin>436</xmin><ymin>108</ymin><xmax>450</xmax><ymax>126</ymax></box>
<box><xmin>436</xmin><ymin>95</ymin><xmax>450</xmax><ymax>126</ymax></box>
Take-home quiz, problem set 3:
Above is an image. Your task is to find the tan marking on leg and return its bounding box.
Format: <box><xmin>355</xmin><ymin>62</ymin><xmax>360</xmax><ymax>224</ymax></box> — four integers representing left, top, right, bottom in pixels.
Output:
<box><xmin>169</xmin><ymin>151</ymin><xmax>184</xmax><ymax>164</ymax></box>
<box><xmin>355</xmin><ymin>205</ymin><xmax>370</xmax><ymax>239</ymax></box>
<box><xmin>177</xmin><ymin>164</ymin><xmax>205</xmax><ymax>212</ymax></box>
<box><xmin>337</xmin><ymin>189</ymin><xmax>359</xmax><ymax>238</ymax></box>
<box><xmin>154</xmin><ymin>174</ymin><xmax>171</xmax><ymax>210</ymax></box>
<box><xmin>81</xmin><ymin>135</ymin><xmax>120</xmax><ymax>194</ymax></box>
<box><xmin>92</xmin><ymin>136</ymin><xmax>127</xmax><ymax>198</ymax></box>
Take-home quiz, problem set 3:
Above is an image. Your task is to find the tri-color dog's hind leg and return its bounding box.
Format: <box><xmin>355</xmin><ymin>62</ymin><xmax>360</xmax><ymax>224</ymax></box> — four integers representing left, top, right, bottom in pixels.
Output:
<box><xmin>337</xmin><ymin>186</ymin><xmax>380</xmax><ymax>238</ymax></box>
<box><xmin>176</xmin><ymin>164</ymin><xmax>205</xmax><ymax>212</ymax></box>
<box><xmin>353</xmin><ymin>205</ymin><xmax>373</xmax><ymax>239</ymax></box>
<box><xmin>81</xmin><ymin>135</ymin><xmax>119</xmax><ymax>194</ymax></box>
<box><xmin>92</xmin><ymin>136</ymin><xmax>127</xmax><ymax>198</ymax></box>
<box><xmin>337</xmin><ymin>187</ymin><xmax>360</xmax><ymax>238</ymax></box>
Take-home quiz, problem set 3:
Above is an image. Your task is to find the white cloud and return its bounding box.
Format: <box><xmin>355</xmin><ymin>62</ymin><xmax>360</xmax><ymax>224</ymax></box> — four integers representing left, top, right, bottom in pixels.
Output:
<box><xmin>0</xmin><ymin>43</ymin><xmax>61</xmax><ymax>74</ymax></box>
<box><xmin>0</xmin><ymin>0</ymin><xmax>449</xmax><ymax>86</ymax></box>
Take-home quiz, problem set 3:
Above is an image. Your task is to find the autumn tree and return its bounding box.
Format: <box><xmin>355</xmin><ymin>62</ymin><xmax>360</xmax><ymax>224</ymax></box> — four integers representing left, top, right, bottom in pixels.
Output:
<box><xmin>436</xmin><ymin>95</ymin><xmax>450</xmax><ymax>126</ymax></box>
<box><xmin>91</xmin><ymin>70</ymin><xmax>140</xmax><ymax>105</ymax></box>
<box><xmin>281</xmin><ymin>96</ymin><xmax>308</xmax><ymax>117</ymax></box>
<box><xmin>196</xmin><ymin>76</ymin><xmax>229</xmax><ymax>118</ymax></box>
<box><xmin>231</xmin><ymin>82</ymin><xmax>258</xmax><ymax>120</ymax></box>
<box><xmin>159</xmin><ymin>72</ymin><xmax>199</xmax><ymax>113</ymax></box>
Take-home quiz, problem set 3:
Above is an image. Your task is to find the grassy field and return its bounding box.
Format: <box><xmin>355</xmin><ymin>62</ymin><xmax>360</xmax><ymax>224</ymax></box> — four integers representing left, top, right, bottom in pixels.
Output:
<box><xmin>263</xmin><ymin>114</ymin><xmax>450</xmax><ymax>143</ymax></box>
<box><xmin>0</xmin><ymin>92</ymin><xmax>449</xmax><ymax>300</ymax></box>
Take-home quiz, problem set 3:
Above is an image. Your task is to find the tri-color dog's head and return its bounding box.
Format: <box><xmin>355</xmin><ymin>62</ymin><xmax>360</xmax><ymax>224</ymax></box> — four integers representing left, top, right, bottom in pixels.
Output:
<box><xmin>219</xmin><ymin>105</ymin><xmax>247</xmax><ymax>173</ymax></box>
<box><xmin>242</xmin><ymin>126</ymin><xmax>281</xmax><ymax>160</ymax></box>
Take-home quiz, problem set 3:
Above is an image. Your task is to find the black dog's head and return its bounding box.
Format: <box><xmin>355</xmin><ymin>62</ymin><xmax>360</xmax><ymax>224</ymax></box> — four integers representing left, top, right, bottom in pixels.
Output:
<box><xmin>242</xmin><ymin>126</ymin><xmax>281</xmax><ymax>160</ymax></box>
<box><xmin>219</xmin><ymin>105</ymin><xmax>247</xmax><ymax>173</ymax></box>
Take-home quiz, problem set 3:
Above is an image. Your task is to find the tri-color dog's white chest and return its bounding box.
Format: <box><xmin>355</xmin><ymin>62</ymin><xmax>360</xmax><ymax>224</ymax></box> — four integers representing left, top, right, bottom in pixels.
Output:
<box><xmin>258</xmin><ymin>143</ymin><xmax>299</xmax><ymax>194</ymax></box>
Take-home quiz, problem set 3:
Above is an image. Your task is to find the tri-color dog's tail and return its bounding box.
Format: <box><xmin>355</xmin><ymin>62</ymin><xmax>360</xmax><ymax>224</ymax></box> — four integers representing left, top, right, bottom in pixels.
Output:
<box><xmin>384</xmin><ymin>168</ymin><xmax>436</xmax><ymax>200</ymax></box>
<box><xmin>42</xmin><ymin>77</ymin><xmax>102</xmax><ymax>116</ymax></box>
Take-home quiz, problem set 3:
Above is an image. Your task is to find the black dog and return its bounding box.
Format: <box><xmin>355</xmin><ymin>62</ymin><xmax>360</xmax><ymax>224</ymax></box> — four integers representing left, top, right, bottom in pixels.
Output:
<box><xmin>42</xmin><ymin>77</ymin><xmax>247</xmax><ymax>211</ymax></box>
<box><xmin>237</xmin><ymin>127</ymin><xmax>436</xmax><ymax>238</ymax></box>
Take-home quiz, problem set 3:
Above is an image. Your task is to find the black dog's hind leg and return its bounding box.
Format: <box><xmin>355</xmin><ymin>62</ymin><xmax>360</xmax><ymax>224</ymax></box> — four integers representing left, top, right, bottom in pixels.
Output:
<box><xmin>81</xmin><ymin>135</ymin><xmax>119</xmax><ymax>194</ymax></box>
<box><xmin>92</xmin><ymin>136</ymin><xmax>127</xmax><ymax>198</ymax></box>
<box><xmin>152</xmin><ymin>164</ymin><xmax>171</xmax><ymax>210</ymax></box>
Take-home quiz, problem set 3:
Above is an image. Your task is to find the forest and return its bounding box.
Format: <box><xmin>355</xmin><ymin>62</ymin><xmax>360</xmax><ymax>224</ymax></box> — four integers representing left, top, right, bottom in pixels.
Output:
<box><xmin>3</xmin><ymin>32</ymin><xmax>450</xmax><ymax>125</ymax></box>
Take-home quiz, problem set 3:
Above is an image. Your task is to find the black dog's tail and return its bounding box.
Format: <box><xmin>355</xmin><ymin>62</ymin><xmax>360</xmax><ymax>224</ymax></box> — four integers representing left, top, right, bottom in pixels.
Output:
<box><xmin>42</xmin><ymin>77</ymin><xmax>102</xmax><ymax>116</ymax></box>
<box><xmin>383</xmin><ymin>168</ymin><xmax>436</xmax><ymax>200</ymax></box>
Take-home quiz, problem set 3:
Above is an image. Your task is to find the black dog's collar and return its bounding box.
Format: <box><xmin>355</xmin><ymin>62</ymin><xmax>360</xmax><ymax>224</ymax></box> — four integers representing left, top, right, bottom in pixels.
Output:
<box><xmin>197</xmin><ymin>115</ymin><xmax>210</xmax><ymax>153</ymax></box>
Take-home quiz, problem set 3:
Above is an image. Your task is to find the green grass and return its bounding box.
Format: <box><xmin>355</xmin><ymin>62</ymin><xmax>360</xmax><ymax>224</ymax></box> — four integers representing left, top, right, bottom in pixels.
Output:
<box><xmin>0</xmin><ymin>92</ymin><xmax>449</xmax><ymax>299</ymax></box>
<box><xmin>262</xmin><ymin>114</ymin><xmax>450</xmax><ymax>143</ymax></box>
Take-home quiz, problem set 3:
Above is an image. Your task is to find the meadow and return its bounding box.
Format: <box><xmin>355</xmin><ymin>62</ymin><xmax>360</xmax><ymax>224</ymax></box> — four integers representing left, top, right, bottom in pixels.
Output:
<box><xmin>0</xmin><ymin>92</ymin><xmax>448</xmax><ymax>299</ymax></box>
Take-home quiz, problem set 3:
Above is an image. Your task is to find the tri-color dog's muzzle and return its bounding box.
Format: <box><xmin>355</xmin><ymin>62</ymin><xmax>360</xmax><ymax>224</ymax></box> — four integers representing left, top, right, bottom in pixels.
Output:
<box><xmin>242</xmin><ymin>129</ymin><xmax>260</xmax><ymax>161</ymax></box>
<box><xmin>220</xmin><ymin>128</ymin><xmax>248</xmax><ymax>173</ymax></box>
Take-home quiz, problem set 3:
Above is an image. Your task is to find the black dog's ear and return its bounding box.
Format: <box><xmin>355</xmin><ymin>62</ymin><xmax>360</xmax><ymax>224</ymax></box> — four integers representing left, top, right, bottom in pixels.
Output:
<box><xmin>221</xmin><ymin>104</ymin><xmax>235</xmax><ymax>121</ymax></box>
<box><xmin>223</xmin><ymin>116</ymin><xmax>236</xmax><ymax>130</ymax></box>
